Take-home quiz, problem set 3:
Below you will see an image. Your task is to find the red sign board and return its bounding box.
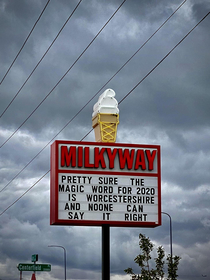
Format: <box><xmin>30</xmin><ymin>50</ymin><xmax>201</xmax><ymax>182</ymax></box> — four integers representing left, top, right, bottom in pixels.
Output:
<box><xmin>50</xmin><ymin>140</ymin><xmax>161</xmax><ymax>227</ymax></box>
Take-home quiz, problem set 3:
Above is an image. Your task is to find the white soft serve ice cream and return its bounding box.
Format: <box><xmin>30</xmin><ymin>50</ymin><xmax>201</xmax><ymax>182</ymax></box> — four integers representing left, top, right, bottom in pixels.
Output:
<box><xmin>92</xmin><ymin>89</ymin><xmax>119</xmax><ymax>117</ymax></box>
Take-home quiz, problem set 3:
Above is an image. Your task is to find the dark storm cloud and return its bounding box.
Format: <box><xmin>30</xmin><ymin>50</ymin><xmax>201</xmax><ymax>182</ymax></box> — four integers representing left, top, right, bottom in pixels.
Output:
<box><xmin>0</xmin><ymin>0</ymin><xmax>40</xmax><ymax>58</ymax></box>
<box><xmin>0</xmin><ymin>0</ymin><xmax>123</xmax><ymax>134</ymax></box>
<box><xmin>0</xmin><ymin>1</ymin><xmax>210</xmax><ymax>280</ymax></box>
<box><xmin>192</xmin><ymin>1</ymin><xmax>210</xmax><ymax>21</ymax></box>
<box><xmin>113</xmin><ymin>0</ymin><xmax>181</xmax><ymax>23</ymax></box>
<box><xmin>0</xmin><ymin>0</ymin><xmax>195</xmax><ymax>137</ymax></box>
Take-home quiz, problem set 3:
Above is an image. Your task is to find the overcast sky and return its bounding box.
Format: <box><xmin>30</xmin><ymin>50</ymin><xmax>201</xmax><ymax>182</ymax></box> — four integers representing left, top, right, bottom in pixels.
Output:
<box><xmin>0</xmin><ymin>0</ymin><xmax>210</xmax><ymax>280</ymax></box>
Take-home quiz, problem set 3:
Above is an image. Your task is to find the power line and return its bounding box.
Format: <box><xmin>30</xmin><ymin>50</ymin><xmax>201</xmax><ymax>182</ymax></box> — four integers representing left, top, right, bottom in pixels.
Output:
<box><xmin>0</xmin><ymin>9</ymin><xmax>209</xmax><ymax>216</ymax></box>
<box><xmin>0</xmin><ymin>0</ymin><xmax>51</xmax><ymax>85</ymax></box>
<box><xmin>0</xmin><ymin>0</ymin><xmax>83</xmax><ymax>118</ymax></box>
<box><xmin>0</xmin><ymin>0</ymin><xmax>127</xmax><ymax>148</ymax></box>
<box><xmin>0</xmin><ymin>171</ymin><xmax>49</xmax><ymax>216</ymax></box>
<box><xmin>0</xmin><ymin>0</ymin><xmax>187</xmax><ymax>193</ymax></box>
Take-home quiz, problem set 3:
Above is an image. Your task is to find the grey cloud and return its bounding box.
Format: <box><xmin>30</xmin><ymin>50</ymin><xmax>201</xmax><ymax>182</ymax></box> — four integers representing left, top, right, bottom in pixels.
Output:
<box><xmin>0</xmin><ymin>1</ymin><xmax>210</xmax><ymax>280</ymax></box>
<box><xmin>192</xmin><ymin>1</ymin><xmax>210</xmax><ymax>21</ymax></box>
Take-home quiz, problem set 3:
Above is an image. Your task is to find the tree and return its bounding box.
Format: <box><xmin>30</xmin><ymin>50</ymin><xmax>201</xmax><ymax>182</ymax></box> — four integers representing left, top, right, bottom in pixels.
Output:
<box><xmin>124</xmin><ymin>233</ymin><xmax>181</xmax><ymax>280</ymax></box>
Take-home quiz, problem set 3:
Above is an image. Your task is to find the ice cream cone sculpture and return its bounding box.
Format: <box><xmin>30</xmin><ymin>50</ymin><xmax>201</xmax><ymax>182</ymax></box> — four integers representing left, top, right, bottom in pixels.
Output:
<box><xmin>92</xmin><ymin>89</ymin><xmax>119</xmax><ymax>143</ymax></box>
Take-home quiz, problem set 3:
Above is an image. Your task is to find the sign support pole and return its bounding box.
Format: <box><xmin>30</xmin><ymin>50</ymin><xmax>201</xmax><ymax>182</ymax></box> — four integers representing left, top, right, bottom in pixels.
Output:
<box><xmin>102</xmin><ymin>224</ymin><xmax>110</xmax><ymax>280</ymax></box>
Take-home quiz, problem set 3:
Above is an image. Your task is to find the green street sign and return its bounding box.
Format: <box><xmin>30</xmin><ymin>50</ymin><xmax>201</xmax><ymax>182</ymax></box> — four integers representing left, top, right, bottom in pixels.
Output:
<box><xmin>17</xmin><ymin>263</ymin><xmax>51</xmax><ymax>272</ymax></box>
<box><xmin>31</xmin><ymin>254</ymin><xmax>38</xmax><ymax>262</ymax></box>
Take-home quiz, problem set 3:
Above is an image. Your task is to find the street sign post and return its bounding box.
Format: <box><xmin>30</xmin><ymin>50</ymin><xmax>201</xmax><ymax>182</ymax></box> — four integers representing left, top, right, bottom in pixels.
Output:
<box><xmin>17</xmin><ymin>263</ymin><xmax>51</xmax><ymax>272</ymax></box>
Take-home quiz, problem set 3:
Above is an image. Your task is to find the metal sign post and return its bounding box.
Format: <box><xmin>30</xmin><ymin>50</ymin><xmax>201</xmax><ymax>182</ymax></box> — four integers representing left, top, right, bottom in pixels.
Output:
<box><xmin>102</xmin><ymin>224</ymin><xmax>110</xmax><ymax>280</ymax></box>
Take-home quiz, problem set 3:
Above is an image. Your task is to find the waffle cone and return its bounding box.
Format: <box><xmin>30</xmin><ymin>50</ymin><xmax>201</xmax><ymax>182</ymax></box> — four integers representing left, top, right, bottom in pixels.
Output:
<box><xmin>92</xmin><ymin>113</ymin><xmax>119</xmax><ymax>143</ymax></box>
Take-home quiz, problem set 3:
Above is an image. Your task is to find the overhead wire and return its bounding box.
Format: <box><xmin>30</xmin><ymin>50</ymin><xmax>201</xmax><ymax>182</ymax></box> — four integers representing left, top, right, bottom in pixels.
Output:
<box><xmin>0</xmin><ymin>171</ymin><xmax>50</xmax><ymax>216</ymax></box>
<box><xmin>0</xmin><ymin>0</ymin><xmax>83</xmax><ymax>118</ymax></box>
<box><xmin>0</xmin><ymin>0</ymin><xmax>127</xmax><ymax>148</ymax></box>
<box><xmin>0</xmin><ymin>9</ymin><xmax>209</xmax><ymax>216</ymax></box>
<box><xmin>0</xmin><ymin>0</ymin><xmax>187</xmax><ymax>193</ymax></box>
<box><xmin>0</xmin><ymin>0</ymin><xmax>51</xmax><ymax>85</ymax></box>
